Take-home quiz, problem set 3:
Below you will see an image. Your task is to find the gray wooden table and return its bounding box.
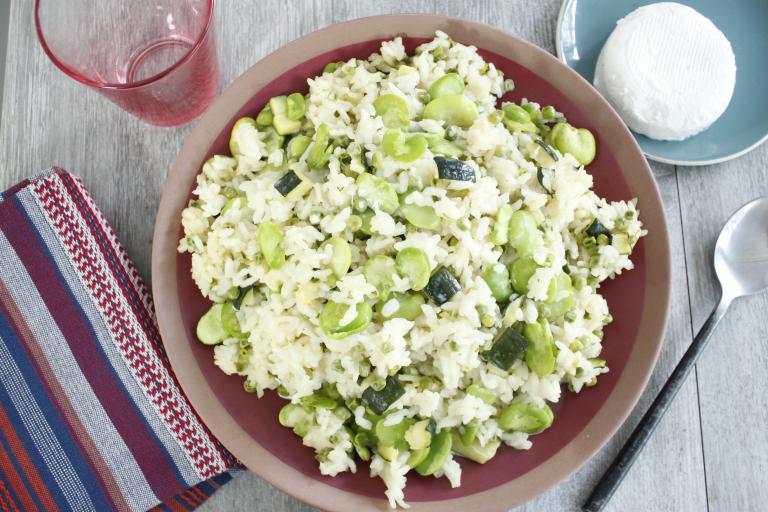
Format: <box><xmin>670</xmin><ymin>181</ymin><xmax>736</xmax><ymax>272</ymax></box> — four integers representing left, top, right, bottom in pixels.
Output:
<box><xmin>1</xmin><ymin>1</ymin><xmax>766</xmax><ymax>511</ymax></box>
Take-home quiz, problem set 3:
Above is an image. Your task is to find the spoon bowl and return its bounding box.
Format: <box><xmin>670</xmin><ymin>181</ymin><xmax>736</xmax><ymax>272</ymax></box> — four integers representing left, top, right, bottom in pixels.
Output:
<box><xmin>715</xmin><ymin>197</ymin><xmax>768</xmax><ymax>298</ymax></box>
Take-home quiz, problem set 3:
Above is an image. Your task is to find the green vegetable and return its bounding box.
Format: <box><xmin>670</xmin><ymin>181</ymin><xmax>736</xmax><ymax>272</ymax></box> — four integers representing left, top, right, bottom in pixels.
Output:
<box><xmin>232</xmin><ymin>285</ymin><xmax>255</xmax><ymax>310</ymax></box>
<box><xmin>364</xmin><ymin>254</ymin><xmax>396</xmax><ymax>297</ymax></box>
<box><xmin>400</xmin><ymin>204</ymin><xmax>440</xmax><ymax>230</ymax></box>
<box><xmin>423</xmin><ymin>95</ymin><xmax>478</xmax><ymax>128</ymax></box>
<box><xmin>523</xmin><ymin>320</ymin><xmax>557</xmax><ymax>377</ymax></box>
<box><xmin>434</xmin><ymin>156</ymin><xmax>476</xmax><ymax>182</ymax></box>
<box><xmin>407</xmin><ymin>447</ymin><xmax>430</xmax><ymax>468</ymax></box>
<box><xmin>306</xmin><ymin>124</ymin><xmax>333</xmax><ymax>169</ymax></box>
<box><xmin>423</xmin><ymin>267</ymin><xmax>461</xmax><ymax>306</ymax></box>
<box><xmin>466</xmin><ymin>384</ymin><xmax>495</xmax><ymax>405</ymax></box>
<box><xmin>376</xmin><ymin>293</ymin><xmax>425</xmax><ymax>321</ymax></box>
<box><xmin>374</xmin><ymin>94</ymin><xmax>410</xmax><ymax>128</ymax></box>
<box><xmin>286</xmin><ymin>93</ymin><xmax>306</xmax><ymax>120</ymax></box>
<box><xmin>269</xmin><ymin>96</ymin><xmax>301</xmax><ymax>135</ymax></box>
<box><xmin>459</xmin><ymin>421</ymin><xmax>480</xmax><ymax>446</ymax></box>
<box><xmin>301</xmin><ymin>394</ymin><xmax>338</xmax><ymax>409</ymax></box>
<box><xmin>428</xmin><ymin>73</ymin><xmax>465</xmax><ymax>99</ymax></box>
<box><xmin>537</xmin><ymin>167</ymin><xmax>556</xmax><ymax>195</ymax></box>
<box><xmin>353</xmin><ymin>433</ymin><xmax>372</xmax><ymax>461</ymax></box>
<box><xmin>549</xmin><ymin>122</ymin><xmax>596</xmax><ymax>165</ymax></box>
<box><xmin>382</xmin><ymin>129</ymin><xmax>428</xmax><ymax>163</ymax></box>
<box><xmin>319</xmin><ymin>301</ymin><xmax>373</xmax><ymax>339</ymax></box>
<box><xmin>451</xmin><ymin>432</ymin><xmax>500</xmax><ymax>464</ymax></box>
<box><xmin>361</xmin><ymin>375</ymin><xmax>405</xmax><ymax>415</ymax></box>
<box><xmin>510</xmin><ymin>256</ymin><xmax>539</xmax><ymax>294</ymax></box>
<box><xmin>491</xmin><ymin>204</ymin><xmax>513</xmax><ymax>245</ymax></box>
<box><xmin>482</xmin><ymin>326</ymin><xmax>529</xmax><ymax>371</ymax></box>
<box><xmin>482</xmin><ymin>264</ymin><xmax>512</xmax><ymax>302</ymax></box>
<box><xmin>279</xmin><ymin>403</ymin><xmax>314</xmax><ymax>436</ymax></box>
<box><xmin>377</xmin><ymin>444</ymin><xmax>398</xmax><ymax>462</ymax></box>
<box><xmin>356</xmin><ymin>173</ymin><xmax>399</xmax><ymax>214</ymax></box>
<box><xmin>539</xmin><ymin>273</ymin><xmax>574</xmax><ymax>320</ymax></box>
<box><xmin>508</xmin><ymin>210</ymin><xmax>541</xmax><ymax>255</ymax></box>
<box><xmin>258</xmin><ymin>221</ymin><xmax>285</xmax><ymax>269</ymax></box>
<box><xmin>534</xmin><ymin>139</ymin><xmax>560</xmax><ymax>162</ymax></box>
<box><xmin>404</xmin><ymin>420</ymin><xmax>432</xmax><ymax>450</ymax></box>
<box><xmin>287</xmin><ymin>135</ymin><xmax>312</xmax><ymax>158</ymax></box>
<box><xmin>395</xmin><ymin>247</ymin><xmax>431</xmax><ymax>291</ymax></box>
<box><xmin>427</xmin><ymin>137</ymin><xmax>463</xmax><ymax>157</ymax></box>
<box><xmin>499</xmin><ymin>402</ymin><xmax>554</xmax><ymax>434</ymax></box>
<box><xmin>196</xmin><ymin>303</ymin><xmax>228</xmax><ymax>345</ymax></box>
<box><xmin>326</xmin><ymin>236</ymin><xmax>352</xmax><ymax>278</ymax></box>
<box><xmin>274</xmin><ymin>170</ymin><xmax>311</xmax><ymax>199</ymax></box>
<box><xmin>255</xmin><ymin>106</ymin><xmax>273</xmax><ymax>127</ymax></box>
<box><xmin>501</xmin><ymin>103</ymin><xmax>537</xmax><ymax>132</ymax></box>
<box><xmin>323</xmin><ymin>61</ymin><xmax>339</xmax><ymax>74</ymax></box>
<box><xmin>542</xmin><ymin>105</ymin><xmax>557</xmax><ymax>120</ymax></box>
<box><xmin>375</xmin><ymin>417</ymin><xmax>413</xmax><ymax>449</ymax></box>
<box><xmin>415</xmin><ymin>429</ymin><xmax>452</xmax><ymax>476</ymax></box>
<box><xmin>586</xmin><ymin>218</ymin><xmax>611</xmax><ymax>239</ymax></box>
<box><xmin>612</xmin><ymin>233</ymin><xmax>631</xmax><ymax>255</ymax></box>
<box><xmin>221</xmin><ymin>302</ymin><xmax>245</xmax><ymax>338</ymax></box>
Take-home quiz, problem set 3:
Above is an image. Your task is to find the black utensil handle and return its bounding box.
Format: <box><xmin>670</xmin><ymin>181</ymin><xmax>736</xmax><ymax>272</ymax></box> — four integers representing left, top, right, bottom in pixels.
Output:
<box><xmin>583</xmin><ymin>295</ymin><xmax>732</xmax><ymax>512</ymax></box>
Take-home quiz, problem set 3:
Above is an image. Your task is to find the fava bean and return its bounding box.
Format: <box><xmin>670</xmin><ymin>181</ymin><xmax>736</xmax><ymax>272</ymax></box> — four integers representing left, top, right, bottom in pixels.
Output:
<box><xmin>523</xmin><ymin>320</ymin><xmax>557</xmax><ymax>377</ymax></box>
<box><xmin>382</xmin><ymin>129</ymin><xmax>427</xmax><ymax>163</ymax></box>
<box><xmin>508</xmin><ymin>210</ymin><xmax>542</xmax><ymax>255</ymax></box>
<box><xmin>374</xmin><ymin>94</ymin><xmax>410</xmax><ymax>128</ymax></box>
<box><xmin>422</xmin><ymin>95</ymin><xmax>478</xmax><ymax>128</ymax></box>
<box><xmin>428</xmin><ymin>73</ymin><xmax>465</xmax><ymax>99</ymax></box>
<box><xmin>483</xmin><ymin>264</ymin><xmax>512</xmax><ymax>302</ymax></box>
<box><xmin>395</xmin><ymin>247</ymin><xmax>431</xmax><ymax>291</ymax></box>
<box><xmin>499</xmin><ymin>402</ymin><xmax>553</xmax><ymax>434</ymax></box>
<box><xmin>258</xmin><ymin>221</ymin><xmax>285</xmax><ymax>269</ymax></box>
<box><xmin>319</xmin><ymin>301</ymin><xmax>372</xmax><ymax>339</ymax></box>
<box><xmin>510</xmin><ymin>256</ymin><xmax>539</xmax><ymax>294</ymax></box>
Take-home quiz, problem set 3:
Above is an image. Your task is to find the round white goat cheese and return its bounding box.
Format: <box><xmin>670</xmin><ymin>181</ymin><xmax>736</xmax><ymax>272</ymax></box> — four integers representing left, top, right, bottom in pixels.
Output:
<box><xmin>594</xmin><ymin>2</ymin><xmax>736</xmax><ymax>141</ymax></box>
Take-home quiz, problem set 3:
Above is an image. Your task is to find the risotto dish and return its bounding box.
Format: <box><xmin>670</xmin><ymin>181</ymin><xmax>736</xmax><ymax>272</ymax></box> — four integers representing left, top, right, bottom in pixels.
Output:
<box><xmin>178</xmin><ymin>32</ymin><xmax>645</xmax><ymax>508</ymax></box>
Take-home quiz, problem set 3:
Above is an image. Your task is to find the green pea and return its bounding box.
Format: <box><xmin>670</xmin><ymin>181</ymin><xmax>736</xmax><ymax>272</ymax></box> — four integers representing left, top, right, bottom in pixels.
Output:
<box><xmin>428</xmin><ymin>73</ymin><xmax>465</xmax><ymax>99</ymax></box>
<box><xmin>422</xmin><ymin>95</ymin><xmax>478</xmax><ymax>128</ymax></box>
<box><xmin>400</xmin><ymin>204</ymin><xmax>440</xmax><ymax>230</ymax></box>
<box><xmin>510</xmin><ymin>256</ymin><xmax>539</xmax><ymax>295</ymax></box>
<box><xmin>503</xmin><ymin>79</ymin><xmax>515</xmax><ymax>92</ymax></box>
<box><xmin>395</xmin><ymin>247</ymin><xmax>431</xmax><ymax>291</ymax></box>
<box><xmin>499</xmin><ymin>402</ymin><xmax>553</xmax><ymax>433</ymax></box>
<box><xmin>508</xmin><ymin>210</ymin><xmax>542</xmax><ymax>255</ymax></box>
<box><xmin>323</xmin><ymin>62</ymin><xmax>339</xmax><ymax>74</ymax></box>
<box><xmin>319</xmin><ymin>300</ymin><xmax>373</xmax><ymax>339</ymax></box>
<box><xmin>417</xmin><ymin>91</ymin><xmax>431</xmax><ymax>104</ymax></box>
<box><xmin>483</xmin><ymin>264</ymin><xmax>512</xmax><ymax>302</ymax></box>
<box><xmin>523</xmin><ymin>320</ymin><xmax>557</xmax><ymax>377</ymax></box>
<box><xmin>258</xmin><ymin>221</ymin><xmax>285</xmax><ymax>269</ymax></box>
<box><xmin>374</xmin><ymin>94</ymin><xmax>411</xmax><ymax>128</ymax></box>
<box><xmin>491</xmin><ymin>204</ymin><xmax>513</xmax><ymax>245</ymax></box>
<box><xmin>356</xmin><ymin>173</ymin><xmax>399</xmax><ymax>214</ymax></box>
<box><xmin>364</xmin><ymin>254</ymin><xmax>396</xmax><ymax>297</ymax></box>
<box><xmin>549</xmin><ymin>122</ymin><xmax>596</xmax><ymax>166</ymax></box>
<box><xmin>382</xmin><ymin>129</ymin><xmax>427</xmax><ymax>163</ymax></box>
<box><xmin>542</xmin><ymin>105</ymin><xmax>557</xmax><ymax>120</ymax></box>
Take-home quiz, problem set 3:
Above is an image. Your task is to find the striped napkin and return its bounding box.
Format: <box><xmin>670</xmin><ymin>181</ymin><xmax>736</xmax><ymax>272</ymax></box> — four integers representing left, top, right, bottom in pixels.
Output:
<box><xmin>0</xmin><ymin>168</ymin><xmax>240</xmax><ymax>511</ymax></box>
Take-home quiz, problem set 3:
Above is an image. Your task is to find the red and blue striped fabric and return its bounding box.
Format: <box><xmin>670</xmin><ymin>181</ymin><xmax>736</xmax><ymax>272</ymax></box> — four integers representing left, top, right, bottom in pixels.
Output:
<box><xmin>0</xmin><ymin>168</ymin><xmax>241</xmax><ymax>511</ymax></box>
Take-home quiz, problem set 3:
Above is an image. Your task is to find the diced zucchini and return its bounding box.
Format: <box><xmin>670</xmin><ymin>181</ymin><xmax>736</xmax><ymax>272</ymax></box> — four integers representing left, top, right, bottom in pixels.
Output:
<box><xmin>482</xmin><ymin>326</ymin><xmax>529</xmax><ymax>371</ymax></box>
<box><xmin>196</xmin><ymin>303</ymin><xmax>228</xmax><ymax>345</ymax></box>
<box><xmin>534</xmin><ymin>139</ymin><xmax>560</xmax><ymax>161</ymax></box>
<box><xmin>423</xmin><ymin>267</ymin><xmax>461</xmax><ymax>306</ymax></box>
<box><xmin>274</xmin><ymin>170</ymin><xmax>305</xmax><ymax>197</ymax></box>
<box><xmin>586</xmin><ymin>218</ymin><xmax>611</xmax><ymax>239</ymax></box>
<box><xmin>273</xmin><ymin>114</ymin><xmax>302</xmax><ymax>135</ymax></box>
<box><xmin>269</xmin><ymin>95</ymin><xmax>288</xmax><ymax>115</ymax></box>
<box><xmin>434</xmin><ymin>156</ymin><xmax>476</xmax><ymax>182</ymax></box>
<box><xmin>286</xmin><ymin>93</ymin><xmax>306</xmax><ymax>120</ymax></box>
<box><xmin>255</xmin><ymin>105</ymin><xmax>273</xmax><ymax>126</ymax></box>
<box><xmin>361</xmin><ymin>375</ymin><xmax>405</xmax><ymax>415</ymax></box>
<box><xmin>451</xmin><ymin>431</ymin><xmax>500</xmax><ymax>464</ymax></box>
<box><xmin>612</xmin><ymin>233</ymin><xmax>631</xmax><ymax>254</ymax></box>
<box><xmin>537</xmin><ymin>167</ymin><xmax>556</xmax><ymax>195</ymax></box>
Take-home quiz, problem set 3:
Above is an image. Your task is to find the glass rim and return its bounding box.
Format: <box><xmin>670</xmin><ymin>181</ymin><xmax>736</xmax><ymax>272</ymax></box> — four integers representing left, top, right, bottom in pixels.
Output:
<box><xmin>34</xmin><ymin>0</ymin><xmax>215</xmax><ymax>91</ymax></box>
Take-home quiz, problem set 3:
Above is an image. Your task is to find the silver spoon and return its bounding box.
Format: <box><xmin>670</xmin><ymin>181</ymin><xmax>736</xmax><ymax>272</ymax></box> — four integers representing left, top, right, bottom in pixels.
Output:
<box><xmin>584</xmin><ymin>197</ymin><xmax>768</xmax><ymax>512</ymax></box>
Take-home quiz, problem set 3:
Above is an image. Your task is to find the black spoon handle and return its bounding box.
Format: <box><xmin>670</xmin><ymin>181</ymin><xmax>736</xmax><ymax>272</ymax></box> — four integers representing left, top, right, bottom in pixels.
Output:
<box><xmin>583</xmin><ymin>294</ymin><xmax>732</xmax><ymax>512</ymax></box>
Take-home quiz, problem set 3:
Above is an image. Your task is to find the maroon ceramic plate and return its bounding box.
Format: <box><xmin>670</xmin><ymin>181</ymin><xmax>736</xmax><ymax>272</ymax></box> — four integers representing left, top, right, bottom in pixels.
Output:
<box><xmin>152</xmin><ymin>15</ymin><xmax>671</xmax><ymax>512</ymax></box>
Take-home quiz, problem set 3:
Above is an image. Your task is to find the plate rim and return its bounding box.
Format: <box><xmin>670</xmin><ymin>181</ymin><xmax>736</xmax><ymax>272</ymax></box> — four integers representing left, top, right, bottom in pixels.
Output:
<box><xmin>555</xmin><ymin>0</ymin><xmax>768</xmax><ymax>167</ymax></box>
<box><xmin>152</xmin><ymin>13</ymin><xmax>672</xmax><ymax>511</ymax></box>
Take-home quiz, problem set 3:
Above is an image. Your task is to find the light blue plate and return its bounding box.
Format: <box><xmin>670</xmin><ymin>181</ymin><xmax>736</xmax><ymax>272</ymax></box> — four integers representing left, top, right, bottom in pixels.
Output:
<box><xmin>556</xmin><ymin>0</ymin><xmax>768</xmax><ymax>165</ymax></box>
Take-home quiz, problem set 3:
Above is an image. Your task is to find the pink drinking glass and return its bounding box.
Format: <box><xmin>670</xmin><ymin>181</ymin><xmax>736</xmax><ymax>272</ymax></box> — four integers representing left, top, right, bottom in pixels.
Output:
<box><xmin>35</xmin><ymin>0</ymin><xmax>219</xmax><ymax>127</ymax></box>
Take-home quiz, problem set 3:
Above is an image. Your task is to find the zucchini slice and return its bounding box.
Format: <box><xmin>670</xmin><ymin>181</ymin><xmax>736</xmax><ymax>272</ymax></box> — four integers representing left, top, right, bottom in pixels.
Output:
<box><xmin>434</xmin><ymin>156</ymin><xmax>476</xmax><ymax>182</ymax></box>
<box><xmin>482</xmin><ymin>326</ymin><xmax>529</xmax><ymax>371</ymax></box>
<box><xmin>361</xmin><ymin>375</ymin><xmax>405</xmax><ymax>415</ymax></box>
